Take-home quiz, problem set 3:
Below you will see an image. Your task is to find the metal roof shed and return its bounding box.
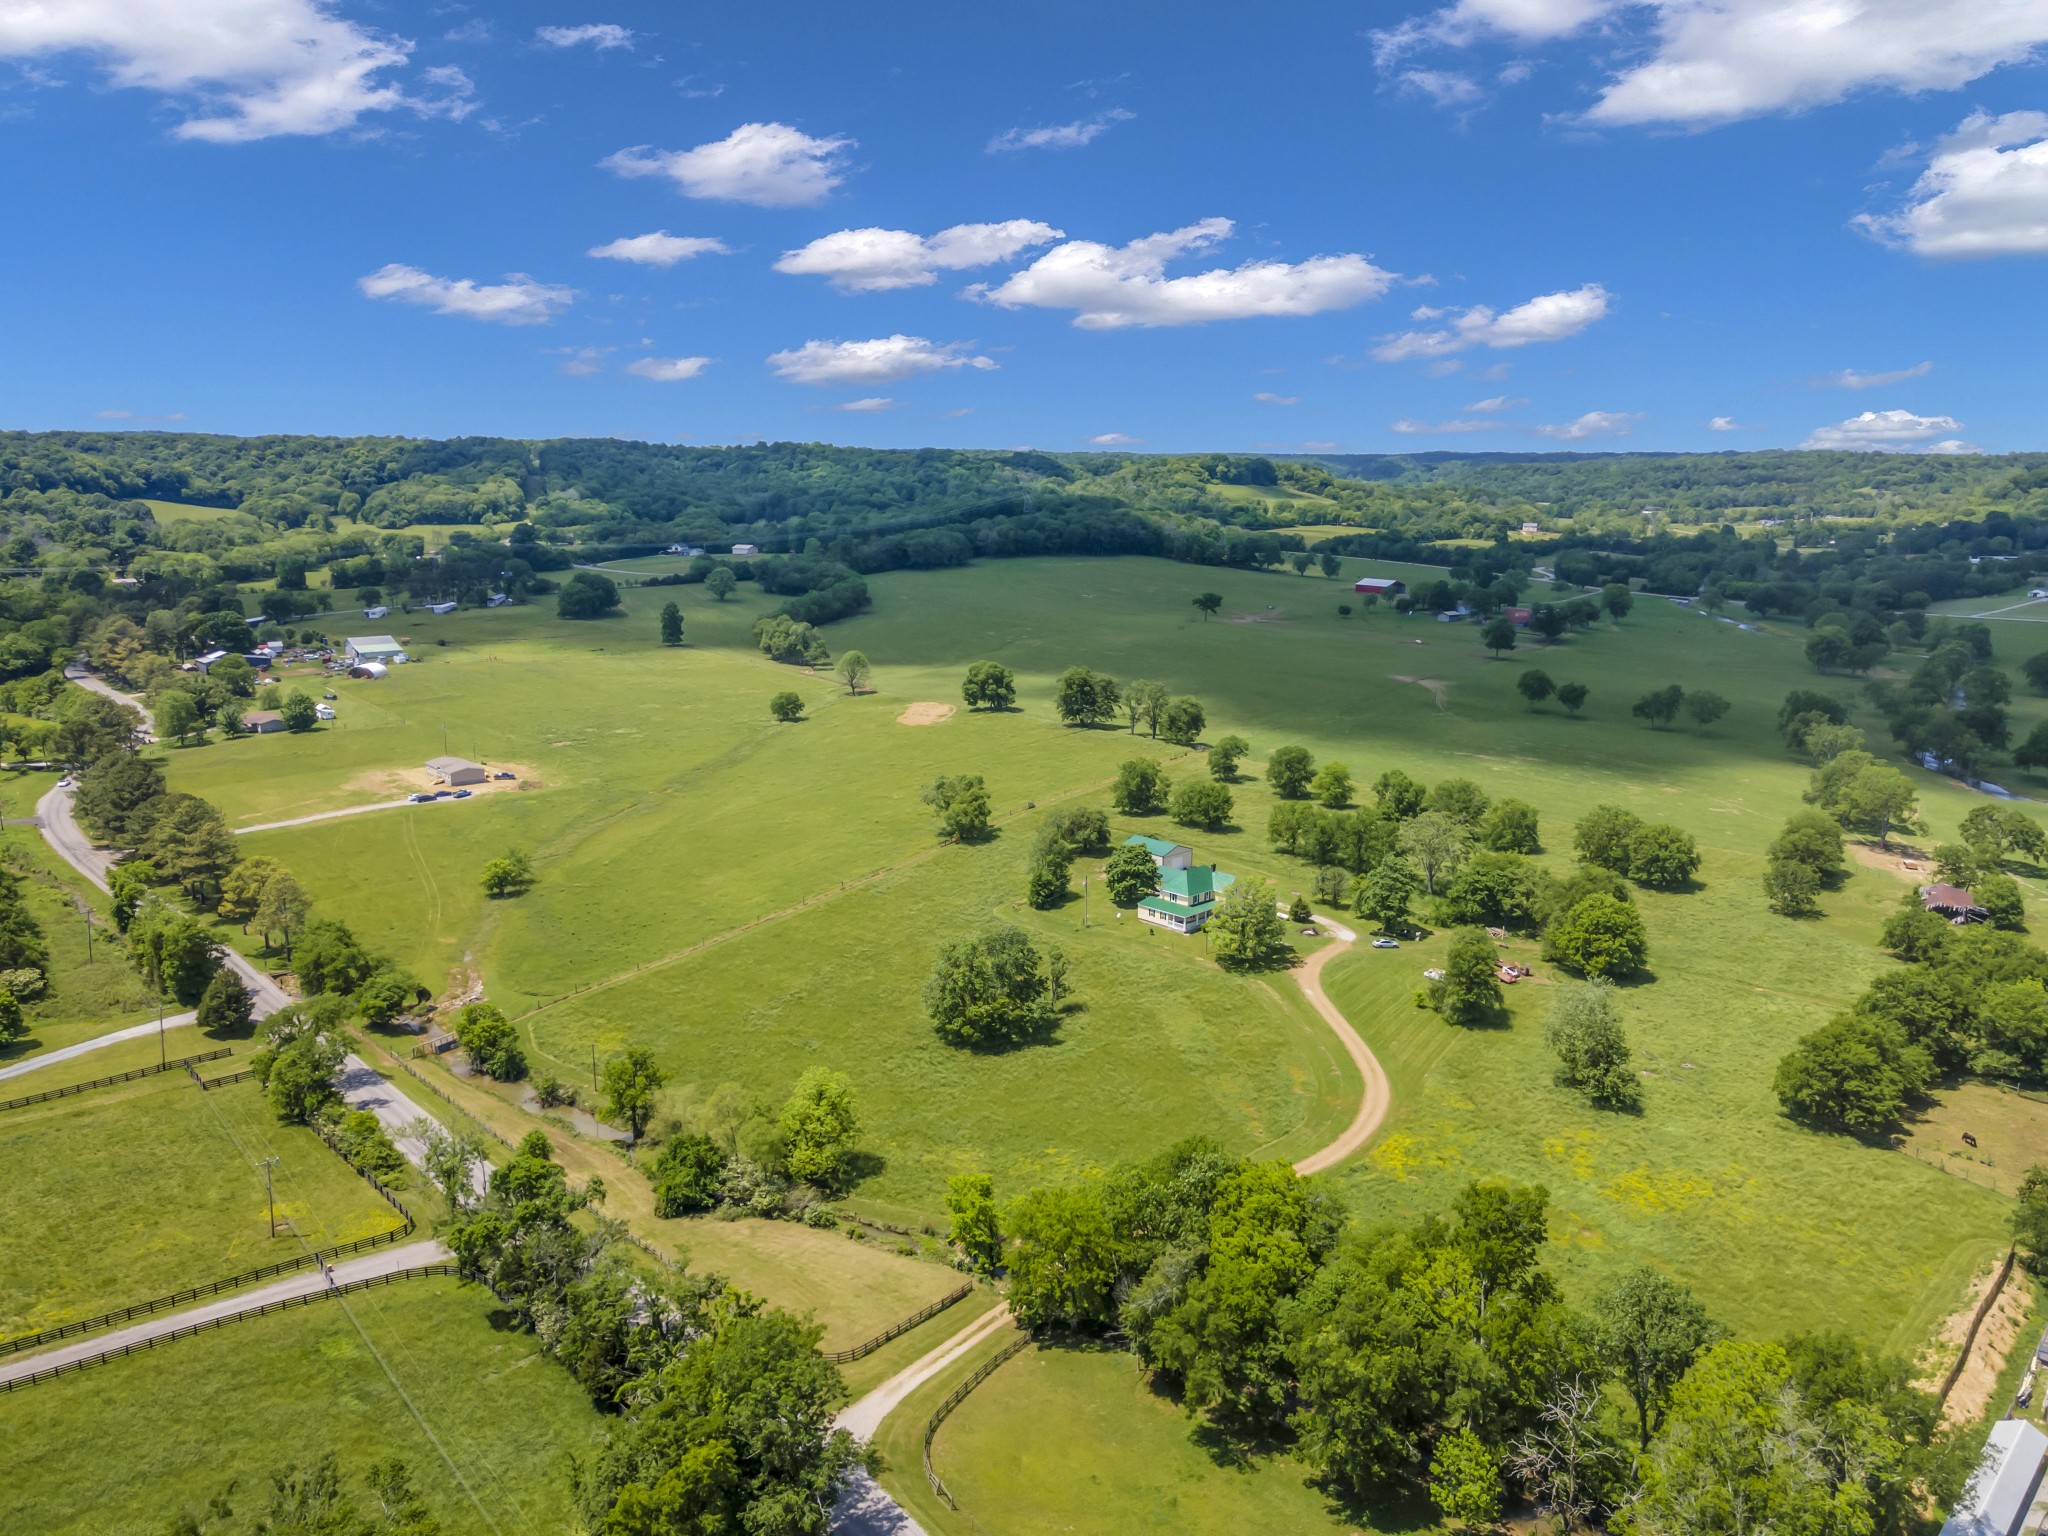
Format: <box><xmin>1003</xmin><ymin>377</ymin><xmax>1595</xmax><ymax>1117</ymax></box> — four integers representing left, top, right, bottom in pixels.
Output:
<box><xmin>1940</xmin><ymin>1420</ymin><xmax>2048</xmax><ymax>1536</ymax></box>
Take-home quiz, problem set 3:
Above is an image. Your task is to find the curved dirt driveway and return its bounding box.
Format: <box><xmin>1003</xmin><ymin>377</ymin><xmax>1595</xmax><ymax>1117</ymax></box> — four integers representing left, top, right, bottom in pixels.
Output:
<box><xmin>1289</xmin><ymin>920</ymin><xmax>1393</xmax><ymax>1177</ymax></box>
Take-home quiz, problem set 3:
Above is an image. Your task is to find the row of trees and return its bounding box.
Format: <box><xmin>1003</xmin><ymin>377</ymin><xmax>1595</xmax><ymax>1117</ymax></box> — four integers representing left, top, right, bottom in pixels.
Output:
<box><xmin>962</xmin><ymin>1149</ymin><xmax>1963</xmax><ymax>1531</ymax></box>
<box><xmin>1051</xmin><ymin>666</ymin><xmax>1206</xmax><ymax>742</ymax></box>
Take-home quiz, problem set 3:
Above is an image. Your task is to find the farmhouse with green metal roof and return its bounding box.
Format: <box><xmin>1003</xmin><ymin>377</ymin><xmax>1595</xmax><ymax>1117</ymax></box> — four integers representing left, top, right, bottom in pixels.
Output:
<box><xmin>1131</xmin><ymin>845</ymin><xmax>1236</xmax><ymax>934</ymax></box>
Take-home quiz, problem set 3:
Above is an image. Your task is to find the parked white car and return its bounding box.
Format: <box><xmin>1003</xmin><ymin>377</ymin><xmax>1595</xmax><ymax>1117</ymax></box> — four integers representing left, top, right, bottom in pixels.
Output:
<box><xmin>314</xmin><ymin>703</ymin><xmax>335</xmax><ymax>720</ymax></box>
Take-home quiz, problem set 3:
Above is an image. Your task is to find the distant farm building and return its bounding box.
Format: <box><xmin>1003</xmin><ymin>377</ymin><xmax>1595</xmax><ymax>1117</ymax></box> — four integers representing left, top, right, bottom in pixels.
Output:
<box><xmin>427</xmin><ymin>756</ymin><xmax>487</xmax><ymax>787</ymax></box>
<box><xmin>362</xmin><ymin>605</ymin><xmax>389</xmax><ymax>619</ymax></box>
<box><xmin>1938</xmin><ymin>1418</ymin><xmax>2045</xmax><ymax>1536</ymax></box>
<box><xmin>243</xmin><ymin>710</ymin><xmax>285</xmax><ymax>734</ymax></box>
<box><xmin>348</xmin><ymin>661</ymin><xmax>388</xmax><ymax>679</ymax></box>
<box><xmin>1125</xmin><ymin>834</ymin><xmax>1194</xmax><ymax>870</ymax></box>
<box><xmin>1353</xmin><ymin>577</ymin><xmax>1405</xmax><ymax>597</ymax></box>
<box><xmin>193</xmin><ymin>650</ymin><xmax>230</xmax><ymax>673</ymax></box>
<box><xmin>1139</xmin><ymin>863</ymin><xmax>1237</xmax><ymax>934</ymax></box>
<box><xmin>730</xmin><ymin>544</ymin><xmax>760</xmax><ymax>557</ymax></box>
<box><xmin>487</xmin><ymin>593</ymin><xmax>511</xmax><ymax>607</ymax></box>
<box><xmin>426</xmin><ymin>601</ymin><xmax>457</xmax><ymax>615</ymax></box>
<box><xmin>1504</xmin><ymin>606</ymin><xmax>1535</xmax><ymax>627</ymax></box>
<box><xmin>1922</xmin><ymin>883</ymin><xmax>1990</xmax><ymax>923</ymax></box>
<box><xmin>346</xmin><ymin>635</ymin><xmax>407</xmax><ymax>666</ymax></box>
<box><xmin>1521</xmin><ymin>521</ymin><xmax>1541</xmax><ymax>534</ymax></box>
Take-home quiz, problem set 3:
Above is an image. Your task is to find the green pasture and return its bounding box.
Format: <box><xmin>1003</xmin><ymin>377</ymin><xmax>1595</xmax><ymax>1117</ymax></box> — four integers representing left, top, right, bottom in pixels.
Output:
<box><xmin>156</xmin><ymin>554</ymin><xmax>2036</xmax><ymax>1325</ymax></box>
<box><xmin>141</xmin><ymin>499</ymin><xmax>244</xmax><ymax>525</ymax></box>
<box><xmin>0</xmin><ymin>1275</ymin><xmax>602</xmax><ymax>1536</ymax></box>
<box><xmin>882</xmin><ymin>1340</ymin><xmax>1370</xmax><ymax>1536</ymax></box>
<box><xmin>0</xmin><ymin>1075</ymin><xmax>402</xmax><ymax>1337</ymax></box>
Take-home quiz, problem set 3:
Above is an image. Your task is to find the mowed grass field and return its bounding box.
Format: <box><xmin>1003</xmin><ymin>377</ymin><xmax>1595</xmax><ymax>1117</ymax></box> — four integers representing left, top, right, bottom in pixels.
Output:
<box><xmin>158</xmin><ymin>555</ymin><xmax>2025</xmax><ymax>1342</ymax></box>
<box><xmin>0</xmin><ymin>1073</ymin><xmax>403</xmax><ymax>1337</ymax></box>
<box><xmin>0</xmin><ymin>1275</ymin><xmax>604</xmax><ymax>1536</ymax></box>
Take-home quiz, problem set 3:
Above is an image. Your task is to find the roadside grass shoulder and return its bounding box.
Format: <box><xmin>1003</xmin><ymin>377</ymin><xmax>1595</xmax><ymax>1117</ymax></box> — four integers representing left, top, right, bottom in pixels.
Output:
<box><xmin>0</xmin><ymin>1075</ymin><xmax>401</xmax><ymax>1338</ymax></box>
<box><xmin>0</xmin><ymin>1275</ymin><xmax>601</xmax><ymax>1536</ymax></box>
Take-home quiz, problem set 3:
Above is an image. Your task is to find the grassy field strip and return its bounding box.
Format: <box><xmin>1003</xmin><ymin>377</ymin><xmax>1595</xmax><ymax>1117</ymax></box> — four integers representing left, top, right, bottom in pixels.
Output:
<box><xmin>512</xmin><ymin>746</ymin><xmax>1199</xmax><ymax>1028</ymax></box>
<box><xmin>0</xmin><ymin>1015</ymin><xmax>198</xmax><ymax>1084</ymax></box>
<box><xmin>0</xmin><ymin>1276</ymin><xmax>603</xmax><ymax>1535</ymax></box>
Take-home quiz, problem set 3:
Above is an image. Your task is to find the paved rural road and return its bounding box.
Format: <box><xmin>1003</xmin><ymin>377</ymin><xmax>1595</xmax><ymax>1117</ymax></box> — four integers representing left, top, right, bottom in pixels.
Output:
<box><xmin>65</xmin><ymin>664</ymin><xmax>155</xmax><ymax>740</ymax></box>
<box><xmin>0</xmin><ymin>1011</ymin><xmax>199</xmax><ymax>1083</ymax></box>
<box><xmin>0</xmin><ymin>1237</ymin><xmax>451</xmax><ymax>1385</ymax></box>
<box><xmin>1289</xmin><ymin>914</ymin><xmax>1394</xmax><ymax>1178</ymax></box>
<box><xmin>33</xmin><ymin>781</ymin><xmax>481</xmax><ymax>1193</ymax></box>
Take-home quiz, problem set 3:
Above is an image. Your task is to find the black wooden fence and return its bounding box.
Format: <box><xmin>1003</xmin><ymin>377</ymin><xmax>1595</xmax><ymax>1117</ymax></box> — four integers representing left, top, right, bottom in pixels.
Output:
<box><xmin>923</xmin><ymin>1332</ymin><xmax>1030</xmax><ymax>1509</ymax></box>
<box><xmin>0</xmin><ymin>1265</ymin><xmax>461</xmax><ymax>1393</ymax></box>
<box><xmin>0</xmin><ymin>1048</ymin><xmax>231</xmax><ymax>1113</ymax></box>
<box><xmin>0</xmin><ymin>1103</ymin><xmax>419</xmax><ymax>1360</ymax></box>
<box><xmin>822</xmin><ymin>1284</ymin><xmax>974</xmax><ymax>1364</ymax></box>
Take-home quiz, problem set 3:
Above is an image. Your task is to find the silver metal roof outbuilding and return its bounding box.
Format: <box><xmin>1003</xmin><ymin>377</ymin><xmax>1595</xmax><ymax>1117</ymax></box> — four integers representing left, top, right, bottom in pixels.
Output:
<box><xmin>426</xmin><ymin>755</ymin><xmax>487</xmax><ymax>786</ymax></box>
<box><xmin>1941</xmin><ymin>1420</ymin><xmax>2048</xmax><ymax>1536</ymax></box>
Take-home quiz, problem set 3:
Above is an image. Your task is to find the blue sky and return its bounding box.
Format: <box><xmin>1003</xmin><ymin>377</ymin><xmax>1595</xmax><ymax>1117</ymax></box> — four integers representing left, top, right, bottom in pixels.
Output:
<box><xmin>3</xmin><ymin>0</ymin><xmax>2047</xmax><ymax>455</ymax></box>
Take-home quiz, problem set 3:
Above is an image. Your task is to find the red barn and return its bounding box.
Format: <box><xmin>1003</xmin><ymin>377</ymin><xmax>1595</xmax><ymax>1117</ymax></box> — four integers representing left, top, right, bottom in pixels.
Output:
<box><xmin>1504</xmin><ymin>606</ymin><xmax>1535</xmax><ymax>626</ymax></box>
<box><xmin>1353</xmin><ymin>577</ymin><xmax>1405</xmax><ymax>596</ymax></box>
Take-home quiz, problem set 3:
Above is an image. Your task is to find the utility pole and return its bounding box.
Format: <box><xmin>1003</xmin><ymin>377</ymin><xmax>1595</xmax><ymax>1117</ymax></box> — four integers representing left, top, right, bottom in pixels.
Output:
<box><xmin>157</xmin><ymin>991</ymin><xmax>166</xmax><ymax>1068</ymax></box>
<box><xmin>590</xmin><ymin>1043</ymin><xmax>598</xmax><ymax>1093</ymax></box>
<box><xmin>258</xmin><ymin>1155</ymin><xmax>280</xmax><ymax>1237</ymax></box>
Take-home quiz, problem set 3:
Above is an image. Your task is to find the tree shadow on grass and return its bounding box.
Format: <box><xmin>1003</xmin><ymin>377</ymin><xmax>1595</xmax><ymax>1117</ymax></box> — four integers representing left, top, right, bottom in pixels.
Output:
<box><xmin>838</xmin><ymin>1148</ymin><xmax>888</xmax><ymax>1191</ymax></box>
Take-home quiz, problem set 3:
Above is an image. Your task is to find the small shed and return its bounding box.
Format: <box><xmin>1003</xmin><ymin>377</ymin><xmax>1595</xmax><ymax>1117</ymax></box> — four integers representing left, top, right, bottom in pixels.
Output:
<box><xmin>426</xmin><ymin>601</ymin><xmax>457</xmax><ymax>615</ymax></box>
<box><xmin>362</xmin><ymin>605</ymin><xmax>389</xmax><ymax>619</ymax></box>
<box><xmin>1938</xmin><ymin>1419</ymin><xmax>2046</xmax><ymax>1536</ymax></box>
<box><xmin>1125</xmin><ymin>834</ymin><xmax>1194</xmax><ymax>870</ymax></box>
<box><xmin>1922</xmin><ymin>884</ymin><xmax>1989</xmax><ymax>923</ymax></box>
<box><xmin>243</xmin><ymin>710</ymin><xmax>285</xmax><ymax>734</ymax></box>
<box><xmin>427</xmin><ymin>755</ymin><xmax>487</xmax><ymax>786</ymax></box>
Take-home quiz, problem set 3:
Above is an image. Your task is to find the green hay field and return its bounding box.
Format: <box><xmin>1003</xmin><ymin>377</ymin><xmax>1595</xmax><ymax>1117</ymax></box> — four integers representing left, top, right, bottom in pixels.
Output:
<box><xmin>0</xmin><ymin>1276</ymin><xmax>603</xmax><ymax>1536</ymax></box>
<box><xmin>0</xmin><ymin>1074</ymin><xmax>404</xmax><ymax>1337</ymax></box>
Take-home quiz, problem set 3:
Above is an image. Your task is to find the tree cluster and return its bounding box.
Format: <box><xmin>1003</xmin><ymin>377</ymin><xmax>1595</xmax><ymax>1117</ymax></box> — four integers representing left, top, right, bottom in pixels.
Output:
<box><xmin>925</xmin><ymin>924</ymin><xmax>1070</xmax><ymax>1047</ymax></box>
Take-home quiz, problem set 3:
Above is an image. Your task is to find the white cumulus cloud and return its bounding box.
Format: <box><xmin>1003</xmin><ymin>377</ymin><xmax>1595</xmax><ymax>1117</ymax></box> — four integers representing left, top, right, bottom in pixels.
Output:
<box><xmin>0</xmin><ymin>0</ymin><xmax>470</xmax><ymax>142</ymax></box>
<box><xmin>1086</xmin><ymin>433</ymin><xmax>1143</xmax><ymax>445</ymax></box>
<box><xmin>1373</xmin><ymin>284</ymin><xmax>1610</xmax><ymax>361</ymax></box>
<box><xmin>1392</xmin><ymin>418</ymin><xmax>1499</xmax><ymax>434</ymax></box>
<box><xmin>358</xmin><ymin>264</ymin><xmax>572</xmax><ymax>325</ymax></box>
<box><xmin>1827</xmin><ymin>361</ymin><xmax>1934</xmax><ymax>388</ymax></box>
<box><xmin>535</xmin><ymin>24</ymin><xmax>633</xmax><ymax>49</ymax></box>
<box><xmin>1856</xmin><ymin>112</ymin><xmax>2048</xmax><ymax>256</ymax></box>
<box><xmin>766</xmin><ymin>335</ymin><xmax>997</xmax><ymax>387</ymax></box>
<box><xmin>1463</xmin><ymin>394</ymin><xmax>1526</xmax><ymax>412</ymax></box>
<box><xmin>1533</xmin><ymin>410</ymin><xmax>1640</xmax><ymax>440</ymax></box>
<box><xmin>1707</xmin><ymin>415</ymin><xmax>1752</xmax><ymax>430</ymax></box>
<box><xmin>987</xmin><ymin>108</ymin><xmax>1133</xmax><ymax>152</ymax></box>
<box><xmin>626</xmin><ymin>356</ymin><xmax>713</xmax><ymax>381</ymax></box>
<box><xmin>1254</xmin><ymin>391</ymin><xmax>1301</xmax><ymax>404</ymax></box>
<box><xmin>1401</xmin><ymin>68</ymin><xmax>1484</xmax><ymax>107</ymax></box>
<box><xmin>973</xmin><ymin>218</ymin><xmax>1397</xmax><ymax>329</ymax></box>
<box><xmin>1801</xmin><ymin>408</ymin><xmax>1967</xmax><ymax>450</ymax></box>
<box><xmin>1376</xmin><ymin>0</ymin><xmax>2048</xmax><ymax>129</ymax></box>
<box><xmin>604</xmin><ymin>122</ymin><xmax>853</xmax><ymax>207</ymax></box>
<box><xmin>775</xmin><ymin>221</ymin><xmax>1063</xmax><ymax>293</ymax></box>
<box><xmin>828</xmin><ymin>397</ymin><xmax>895</xmax><ymax>412</ymax></box>
<box><xmin>587</xmin><ymin>232</ymin><xmax>731</xmax><ymax>267</ymax></box>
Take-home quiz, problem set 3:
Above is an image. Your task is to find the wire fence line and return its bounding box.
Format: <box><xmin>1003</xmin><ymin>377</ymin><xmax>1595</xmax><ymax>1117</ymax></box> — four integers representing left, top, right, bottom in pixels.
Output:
<box><xmin>923</xmin><ymin>1333</ymin><xmax>1030</xmax><ymax>1510</ymax></box>
<box><xmin>1899</xmin><ymin>1142</ymin><xmax>2012</xmax><ymax>1192</ymax></box>
<box><xmin>0</xmin><ymin>1047</ymin><xmax>231</xmax><ymax>1112</ymax></box>
<box><xmin>822</xmin><ymin>1285</ymin><xmax>974</xmax><ymax>1365</ymax></box>
<box><xmin>0</xmin><ymin>1265</ymin><xmax>464</xmax><ymax>1394</ymax></box>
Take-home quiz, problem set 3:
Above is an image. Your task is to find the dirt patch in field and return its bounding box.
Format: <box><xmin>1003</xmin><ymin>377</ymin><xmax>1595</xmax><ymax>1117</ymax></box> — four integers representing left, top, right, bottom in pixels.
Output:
<box><xmin>342</xmin><ymin>761</ymin><xmax>540</xmax><ymax>798</ymax></box>
<box><xmin>896</xmin><ymin>702</ymin><xmax>955</xmax><ymax>726</ymax></box>
<box><xmin>1922</xmin><ymin>1263</ymin><xmax>2035</xmax><ymax>1425</ymax></box>
<box><xmin>1390</xmin><ymin>675</ymin><xmax>1450</xmax><ymax>710</ymax></box>
<box><xmin>1848</xmin><ymin>840</ymin><xmax>1932</xmax><ymax>883</ymax></box>
<box><xmin>1227</xmin><ymin>612</ymin><xmax>1284</xmax><ymax>624</ymax></box>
